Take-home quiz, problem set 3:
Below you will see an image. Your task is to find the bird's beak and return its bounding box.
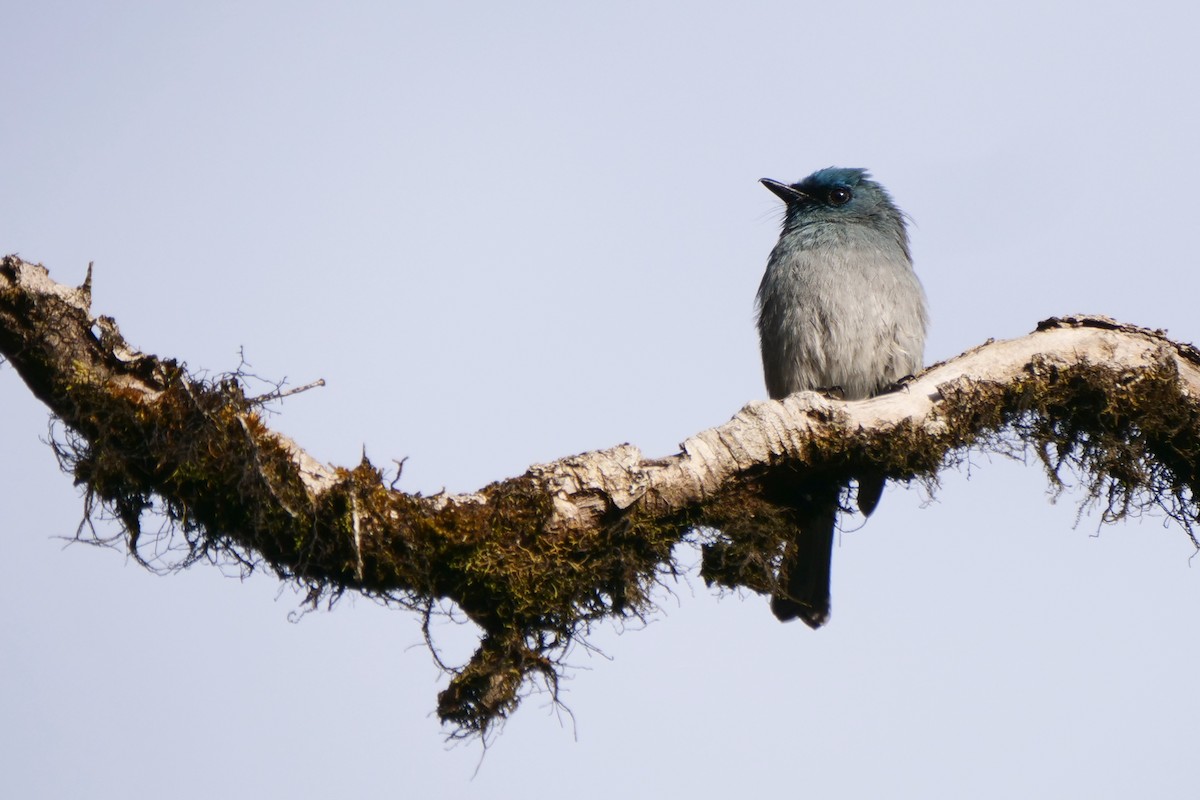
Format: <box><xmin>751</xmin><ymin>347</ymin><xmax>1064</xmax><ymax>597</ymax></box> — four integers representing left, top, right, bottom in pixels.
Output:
<box><xmin>760</xmin><ymin>178</ymin><xmax>809</xmax><ymax>204</ymax></box>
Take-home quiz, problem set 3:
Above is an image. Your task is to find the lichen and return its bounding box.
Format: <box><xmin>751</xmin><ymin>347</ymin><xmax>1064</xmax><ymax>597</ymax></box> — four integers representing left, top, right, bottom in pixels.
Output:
<box><xmin>7</xmin><ymin>255</ymin><xmax>1200</xmax><ymax>738</ymax></box>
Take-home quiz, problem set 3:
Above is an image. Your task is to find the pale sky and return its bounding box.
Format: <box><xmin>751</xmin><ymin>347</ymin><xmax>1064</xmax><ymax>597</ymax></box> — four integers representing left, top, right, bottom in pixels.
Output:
<box><xmin>4</xmin><ymin>3</ymin><xmax>1200</xmax><ymax>797</ymax></box>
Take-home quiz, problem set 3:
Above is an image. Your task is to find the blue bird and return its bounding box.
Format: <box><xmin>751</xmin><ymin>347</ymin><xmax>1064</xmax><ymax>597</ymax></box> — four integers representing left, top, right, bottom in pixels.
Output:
<box><xmin>757</xmin><ymin>167</ymin><xmax>928</xmax><ymax>627</ymax></box>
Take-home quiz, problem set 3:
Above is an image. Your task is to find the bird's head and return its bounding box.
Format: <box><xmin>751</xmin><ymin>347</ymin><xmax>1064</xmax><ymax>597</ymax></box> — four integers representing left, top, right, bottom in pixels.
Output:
<box><xmin>761</xmin><ymin>167</ymin><xmax>904</xmax><ymax>232</ymax></box>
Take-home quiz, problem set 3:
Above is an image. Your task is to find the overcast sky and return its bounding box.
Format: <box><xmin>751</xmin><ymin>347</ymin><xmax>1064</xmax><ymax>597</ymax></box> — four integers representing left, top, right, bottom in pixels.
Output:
<box><xmin>4</xmin><ymin>3</ymin><xmax>1200</xmax><ymax>798</ymax></box>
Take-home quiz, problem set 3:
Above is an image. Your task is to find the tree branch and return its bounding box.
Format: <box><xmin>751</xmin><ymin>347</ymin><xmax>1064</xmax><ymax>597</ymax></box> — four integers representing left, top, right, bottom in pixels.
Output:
<box><xmin>4</xmin><ymin>254</ymin><xmax>1199</xmax><ymax>736</ymax></box>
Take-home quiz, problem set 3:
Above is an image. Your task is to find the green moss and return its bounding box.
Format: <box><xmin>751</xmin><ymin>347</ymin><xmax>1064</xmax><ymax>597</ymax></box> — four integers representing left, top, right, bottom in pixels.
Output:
<box><xmin>35</xmin><ymin>306</ymin><xmax>1200</xmax><ymax>737</ymax></box>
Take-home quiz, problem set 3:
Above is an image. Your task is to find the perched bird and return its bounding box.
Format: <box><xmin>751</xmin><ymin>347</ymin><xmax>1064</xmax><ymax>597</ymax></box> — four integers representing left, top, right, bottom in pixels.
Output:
<box><xmin>756</xmin><ymin>167</ymin><xmax>928</xmax><ymax>627</ymax></box>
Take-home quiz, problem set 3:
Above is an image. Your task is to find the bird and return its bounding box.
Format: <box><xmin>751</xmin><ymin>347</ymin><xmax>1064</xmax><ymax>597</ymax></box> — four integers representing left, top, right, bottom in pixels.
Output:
<box><xmin>756</xmin><ymin>167</ymin><xmax>928</xmax><ymax>627</ymax></box>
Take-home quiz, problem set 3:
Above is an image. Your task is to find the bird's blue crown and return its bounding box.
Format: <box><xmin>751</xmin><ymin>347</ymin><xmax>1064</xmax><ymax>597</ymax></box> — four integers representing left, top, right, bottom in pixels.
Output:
<box><xmin>798</xmin><ymin>167</ymin><xmax>870</xmax><ymax>193</ymax></box>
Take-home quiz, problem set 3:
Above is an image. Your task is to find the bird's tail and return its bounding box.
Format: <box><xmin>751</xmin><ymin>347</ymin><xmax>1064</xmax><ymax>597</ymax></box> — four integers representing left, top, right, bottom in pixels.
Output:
<box><xmin>771</xmin><ymin>486</ymin><xmax>839</xmax><ymax>628</ymax></box>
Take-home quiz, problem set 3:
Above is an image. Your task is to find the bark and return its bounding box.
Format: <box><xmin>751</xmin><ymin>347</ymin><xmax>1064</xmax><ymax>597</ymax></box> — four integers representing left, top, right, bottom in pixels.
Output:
<box><xmin>3</xmin><ymin>253</ymin><xmax>1199</xmax><ymax>736</ymax></box>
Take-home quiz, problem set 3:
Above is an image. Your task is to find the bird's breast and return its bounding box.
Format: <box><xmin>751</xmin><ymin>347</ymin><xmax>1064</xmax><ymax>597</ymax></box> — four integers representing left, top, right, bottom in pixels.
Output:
<box><xmin>756</xmin><ymin>240</ymin><xmax>927</xmax><ymax>400</ymax></box>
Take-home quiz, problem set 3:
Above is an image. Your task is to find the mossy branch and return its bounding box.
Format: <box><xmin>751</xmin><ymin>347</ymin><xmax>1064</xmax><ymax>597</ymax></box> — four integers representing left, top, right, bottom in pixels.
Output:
<box><xmin>4</xmin><ymin>254</ymin><xmax>1200</xmax><ymax>737</ymax></box>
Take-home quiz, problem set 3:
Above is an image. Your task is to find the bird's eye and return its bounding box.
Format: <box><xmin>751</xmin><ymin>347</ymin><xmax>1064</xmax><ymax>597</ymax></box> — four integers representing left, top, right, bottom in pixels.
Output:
<box><xmin>828</xmin><ymin>187</ymin><xmax>852</xmax><ymax>206</ymax></box>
